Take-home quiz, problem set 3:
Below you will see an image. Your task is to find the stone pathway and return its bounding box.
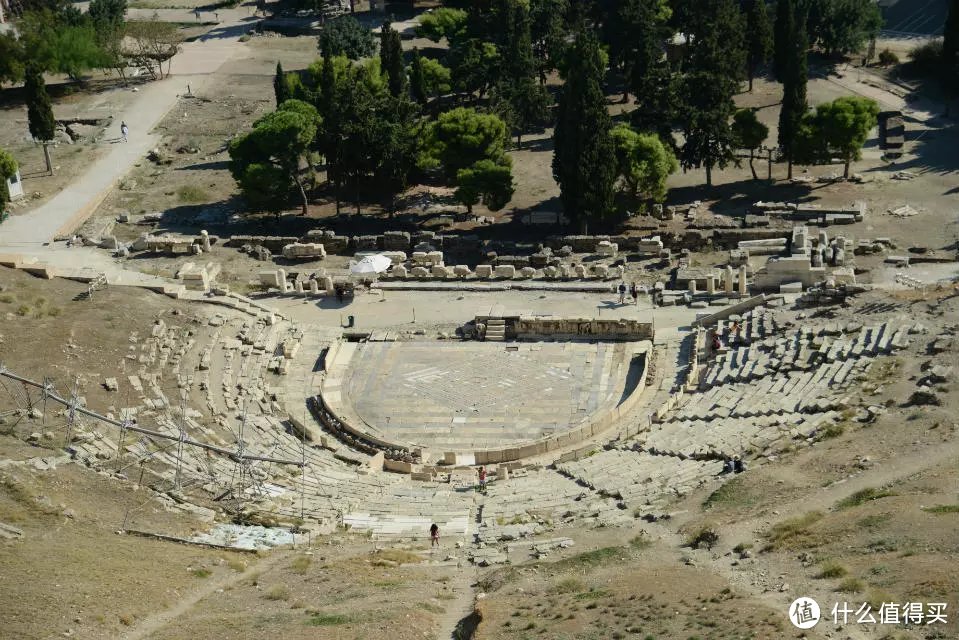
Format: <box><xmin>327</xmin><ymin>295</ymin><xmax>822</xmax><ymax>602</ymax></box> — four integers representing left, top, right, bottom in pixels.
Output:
<box><xmin>0</xmin><ymin>13</ymin><xmax>251</xmax><ymax>248</ymax></box>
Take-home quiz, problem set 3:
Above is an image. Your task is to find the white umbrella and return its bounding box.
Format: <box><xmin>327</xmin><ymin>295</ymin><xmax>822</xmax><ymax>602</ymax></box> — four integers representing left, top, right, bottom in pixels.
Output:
<box><xmin>349</xmin><ymin>254</ymin><xmax>392</xmax><ymax>276</ymax></box>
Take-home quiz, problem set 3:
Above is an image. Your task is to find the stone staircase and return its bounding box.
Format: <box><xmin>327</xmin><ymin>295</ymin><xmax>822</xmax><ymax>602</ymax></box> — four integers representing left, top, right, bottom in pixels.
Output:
<box><xmin>485</xmin><ymin>318</ymin><xmax>506</xmax><ymax>341</ymax></box>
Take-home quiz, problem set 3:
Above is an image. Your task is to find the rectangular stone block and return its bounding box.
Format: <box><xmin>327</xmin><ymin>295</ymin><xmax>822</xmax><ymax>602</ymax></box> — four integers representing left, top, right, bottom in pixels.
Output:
<box><xmin>494</xmin><ymin>264</ymin><xmax>515</xmax><ymax>278</ymax></box>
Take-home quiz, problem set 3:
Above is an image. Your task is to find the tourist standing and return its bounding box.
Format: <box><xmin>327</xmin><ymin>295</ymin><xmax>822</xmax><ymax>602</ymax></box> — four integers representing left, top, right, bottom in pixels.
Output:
<box><xmin>618</xmin><ymin>282</ymin><xmax>627</xmax><ymax>304</ymax></box>
<box><xmin>429</xmin><ymin>523</ymin><xmax>440</xmax><ymax>547</ymax></box>
<box><xmin>120</xmin><ymin>121</ymin><xmax>129</xmax><ymax>143</ymax></box>
<box><xmin>478</xmin><ymin>466</ymin><xmax>486</xmax><ymax>488</ymax></box>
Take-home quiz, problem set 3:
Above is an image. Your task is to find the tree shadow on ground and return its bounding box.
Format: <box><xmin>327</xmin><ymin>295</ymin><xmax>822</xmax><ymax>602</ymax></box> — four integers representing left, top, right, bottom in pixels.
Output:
<box><xmin>666</xmin><ymin>177</ymin><xmax>817</xmax><ymax>216</ymax></box>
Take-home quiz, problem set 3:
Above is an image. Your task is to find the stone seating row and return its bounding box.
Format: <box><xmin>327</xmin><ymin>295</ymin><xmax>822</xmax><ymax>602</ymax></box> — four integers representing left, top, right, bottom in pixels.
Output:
<box><xmin>557</xmin><ymin>449</ymin><xmax>723</xmax><ymax>513</ymax></box>
<box><xmin>642</xmin><ymin>410</ymin><xmax>840</xmax><ymax>459</ymax></box>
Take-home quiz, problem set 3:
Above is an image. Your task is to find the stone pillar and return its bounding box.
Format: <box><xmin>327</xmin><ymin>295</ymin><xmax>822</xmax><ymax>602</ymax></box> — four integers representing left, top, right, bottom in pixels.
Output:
<box><xmin>200</xmin><ymin>230</ymin><xmax>211</xmax><ymax>252</ymax></box>
<box><xmin>738</xmin><ymin>265</ymin><xmax>748</xmax><ymax>296</ymax></box>
<box><xmin>499</xmin><ymin>465</ymin><xmax>509</xmax><ymax>481</ymax></box>
<box><xmin>321</xmin><ymin>276</ymin><xmax>333</xmax><ymax>293</ymax></box>
<box><xmin>309</xmin><ymin>279</ymin><xmax>320</xmax><ymax>295</ymax></box>
<box><xmin>706</xmin><ymin>275</ymin><xmax>716</xmax><ymax>295</ymax></box>
<box><xmin>818</xmin><ymin>230</ymin><xmax>828</xmax><ymax>248</ymax></box>
<box><xmin>688</xmin><ymin>279</ymin><xmax>697</xmax><ymax>295</ymax></box>
<box><xmin>294</xmin><ymin>279</ymin><xmax>304</xmax><ymax>294</ymax></box>
<box><xmin>725</xmin><ymin>266</ymin><xmax>734</xmax><ymax>294</ymax></box>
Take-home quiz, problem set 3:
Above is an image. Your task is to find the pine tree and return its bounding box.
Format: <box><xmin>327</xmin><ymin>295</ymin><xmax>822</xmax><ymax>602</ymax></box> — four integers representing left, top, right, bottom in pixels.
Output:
<box><xmin>773</xmin><ymin>0</ymin><xmax>795</xmax><ymax>83</ymax></box>
<box><xmin>778</xmin><ymin>9</ymin><xmax>808</xmax><ymax>180</ymax></box>
<box><xmin>552</xmin><ymin>29</ymin><xmax>616</xmax><ymax>231</ymax></box>
<box><xmin>273</xmin><ymin>61</ymin><xmax>289</xmax><ymax>106</ymax></box>
<box><xmin>409</xmin><ymin>48</ymin><xmax>427</xmax><ymax>105</ymax></box>
<box><xmin>379</xmin><ymin>20</ymin><xmax>407</xmax><ymax>98</ymax></box>
<box><xmin>744</xmin><ymin>0</ymin><xmax>772</xmax><ymax>92</ymax></box>
<box><xmin>24</xmin><ymin>64</ymin><xmax>56</xmax><ymax>174</ymax></box>
<box><xmin>678</xmin><ymin>0</ymin><xmax>745</xmax><ymax>187</ymax></box>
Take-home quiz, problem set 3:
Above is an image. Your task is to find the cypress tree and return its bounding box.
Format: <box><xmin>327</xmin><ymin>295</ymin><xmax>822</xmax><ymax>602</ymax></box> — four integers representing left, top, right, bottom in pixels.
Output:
<box><xmin>24</xmin><ymin>64</ymin><xmax>56</xmax><ymax>174</ymax></box>
<box><xmin>273</xmin><ymin>61</ymin><xmax>289</xmax><ymax>106</ymax></box>
<box><xmin>744</xmin><ymin>0</ymin><xmax>772</xmax><ymax>92</ymax></box>
<box><xmin>773</xmin><ymin>0</ymin><xmax>795</xmax><ymax>83</ymax></box>
<box><xmin>678</xmin><ymin>0</ymin><xmax>744</xmax><ymax>187</ymax></box>
<box><xmin>495</xmin><ymin>0</ymin><xmax>550</xmax><ymax>147</ymax></box>
<box><xmin>380</xmin><ymin>20</ymin><xmax>407</xmax><ymax>98</ymax></box>
<box><xmin>944</xmin><ymin>0</ymin><xmax>959</xmax><ymax>95</ymax></box>
<box><xmin>778</xmin><ymin>9</ymin><xmax>808</xmax><ymax>179</ymax></box>
<box><xmin>946</xmin><ymin>0</ymin><xmax>959</xmax><ymax>62</ymax></box>
<box><xmin>409</xmin><ymin>48</ymin><xmax>427</xmax><ymax>105</ymax></box>
<box><xmin>552</xmin><ymin>29</ymin><xmax>615</xmax><ymax>231</ymax></box>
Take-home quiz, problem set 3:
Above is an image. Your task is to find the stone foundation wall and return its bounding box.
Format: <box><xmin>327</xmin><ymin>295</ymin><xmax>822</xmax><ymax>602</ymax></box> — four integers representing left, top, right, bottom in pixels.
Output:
<box><xmin>512</xmin><ymin>316</ymin><xmax>655</xmax><ymax>341</ymax></box>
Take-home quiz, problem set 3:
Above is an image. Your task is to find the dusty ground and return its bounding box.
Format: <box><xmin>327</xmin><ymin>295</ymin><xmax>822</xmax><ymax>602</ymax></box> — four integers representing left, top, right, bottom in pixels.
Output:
<box><xmin>2</xmin><ymin>15</ymin><xmax>959</xmax><ymax>640</ymax></box>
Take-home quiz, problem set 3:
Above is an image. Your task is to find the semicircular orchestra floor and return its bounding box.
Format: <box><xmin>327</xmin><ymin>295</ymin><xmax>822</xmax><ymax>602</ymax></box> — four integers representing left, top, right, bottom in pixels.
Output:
<box><xmin>343</xmin><ymin>340</ymin><xmax>641</xmax><ymax>451</ymax></box>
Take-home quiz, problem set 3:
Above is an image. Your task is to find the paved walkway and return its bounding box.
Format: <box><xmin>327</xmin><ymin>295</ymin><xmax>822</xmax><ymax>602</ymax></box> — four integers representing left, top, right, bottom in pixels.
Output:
<box><xmin>0</xmin><ymin>14</ymin><xmax>252</xmax><ymax>248</ymax></box>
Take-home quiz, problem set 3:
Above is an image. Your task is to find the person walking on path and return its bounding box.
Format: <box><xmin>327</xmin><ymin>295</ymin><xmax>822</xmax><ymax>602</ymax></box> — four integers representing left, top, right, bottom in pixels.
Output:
<box><xmin>478</xmin><ymin>466</ymin><xmax>486</xmax><ymax>489</ymax></box>
<box><xmin>120</xmin><ymin>121</ymin><xmax>129</xmax><ymax>143</ymax></box>
<box><xmin>630</xmin><ymin>282</ymin><xmax>638</xmax><ymax>304</ymax></box>
<box><xmin>618</xmin><ymin>282</ymin><xmax>627</xmax><ymax>304</ymax></box>
<box><xmin>194</xmin><ymin>8</ymin><xmax>200</xmax><ymax>20</ymax></box>
<box><xmin>429</xmin><ymin>523</ymin><xmax>440</xmax><ymax>548</ymax></box>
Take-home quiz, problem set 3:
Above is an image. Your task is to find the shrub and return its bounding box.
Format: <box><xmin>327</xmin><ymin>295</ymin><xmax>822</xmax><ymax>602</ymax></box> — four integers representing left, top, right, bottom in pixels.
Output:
<box><xmin>688</xmin><ymin>525</ymin><xmax>720</xmax><ymax>550</ymax></box>
<box><xmin>922</xmin><ymin>504</ymin><xmax>959</xmax><ymax>514</ymax></box>
<box><xmin>266</xmin><ymin>584</ymin><xmax>290</xmax><ymax>601</ymax></box>
<box><xmin>836</xmin><ymin>487</ymin><xmax>897</xmax><ymax>509</ymax></box>
<box><xmin>551</xmin><ymin>577</ymin><xmax>585</xmax><ymax>594</ymax></box>
<box><xmin>290</xmin><ymin>555</ymin><xmax>312</xmax><ymax>574</ymax></box>
<box><xmin>763</xmin><ymin>512</ymin><xmax>824</xmax><ymax>551</ymax></box>
<box><xmin>816</xmin><ymin>561</ymin><xmax>848</xmax><ymax>579</ymax></box>
<box><xmin>877</xmin><ymin>48</ymin><xmax>899</xmax><ymax>66</ymax></box>
<box><xmin>306</xmin><ymin>612</ymin><xmax>351</xmax><ymax>626</ymax></box>
<box><xmin>908</xmin><ymin>40</ymin><xmax>944</xmax><ymax>70</ymax></box>
<box><xmin>837</xmin><ymin>578</ymin><xmax>866</xmax><ymax>593</ymax></box>
<box><xmin>177</xmin><ymin>185</ymin><xmax>209</xmax><ymax>203</ymax></box>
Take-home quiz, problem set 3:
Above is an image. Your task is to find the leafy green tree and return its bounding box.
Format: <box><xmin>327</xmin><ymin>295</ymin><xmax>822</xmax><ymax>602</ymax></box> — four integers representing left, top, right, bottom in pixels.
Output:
<box><xmin>813</xmin><ymin>0</ymin><xmax>883</xmax><ymax>56</ymax></box>
<box><xmin>24</xmin><ymin>64</ymin><xmax>56</xmax><ymax>174</ymax></box>
<box><xmin>318</xmin><ymin>15</ymin><xmax>375</xmax><ymax>60</ymax></box>
<box><xmin>454</xmin><ymin>158</ymin><xmax>515</xmax><ymax>214</ymax></box>
<box><xmin>808</xmin><ymin>96</ymin><xmax>879</xmax><ymax>177</ymax></box>
<box><xmin>229</xmin><ymin>99</ymin><xmax>321</xmax><ymax>215</ymax></box>
<box><xmin>603</xmin><ymin>0</ymin><xmax>670</xmax><ymax>103</ymax></box>
<box><xmin>379</xmin><ymin>20</ymin><xmax>407</xmax><ymax>98</ymax></box>
<box><xmin>778</xmin><ymin>9</ymin><xmax>808</xmax><ymax>179</ymax></box>
<box><xmin>773</xmin><ymin>0</ymin><xmax>795</xmax><ymax>82</ymax></box>
<box><xmin>416</xmin><ymin>7</ymin><xmax>468</xmax><ymax>43</ymax></box>
<box><xmin>420</xmin><ymin>107</ymin><xmax>510</xmax><ymax>179</ymax></box>
<box><xmin>409</xmin><ymin>49</ymin><xmax>452</xmax><ymax>104</ymax></box>
<box><xmin>678</xmin><ymin>0</ymin><xmax>745</xmax><ymax>187</ymax></box>
<box><xmin>744</xmin><ymin>0</ymin><xmax>772</xmax><ymax>92</ymax></box>
<box><xmin>0</xmin><ymin>148</ymin><xmax>18</xmax><ymax>212</ymax></box>
<box><xmin>19</xmin><ymin>11</ymin><xmax>111</xmax><ymax>80</ymax></box>
<box><xmin>529</xmin><ymin>0</ymin><xmax>569</xmax><ymax>82</ymax></box>
<box><xmin>610</xmin><ymin>124</ymin><xmax>678</xmax><ymax>206</ymax></box>
<box><xmin>804</xmin><ymin>0</ymin><xmax>882</xmax><ymax>57</ymax></box>
<box><xmin>493</xmin><ymin>0</ymin><xmax>551</xmax><ymax>146</ymax></box>
<box><xmin>731</xmin><ymin>108</ymin><xmax>768</xmax><ymax>179</ymax></box>
<box><xmin>274</xmin><ymin>61</ymin><xmax>289</xmax><ymax>106</ymax></box>
<box><xmin>449</xmin><ymin>38</ymin><xmax>499</xmax><ymax>98</ymax></box>
<box><xmin>370</xmin><ymin>96</ymin><xmax>419</xmax><ymax>216</ymax></box>
<box><xmin>0</xmin><ymin>33</ymin><xmax>25</xmax><ymax>85</ymax></box>
<box><xmin>88</xmin><ymin>0</ymin><xmax>126</xmax><ymax>29</ymax></box>
<box><xmin>552</xmin><ymin>30</ymin><xmax>616</xmax><ymax>231</ymax></box>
